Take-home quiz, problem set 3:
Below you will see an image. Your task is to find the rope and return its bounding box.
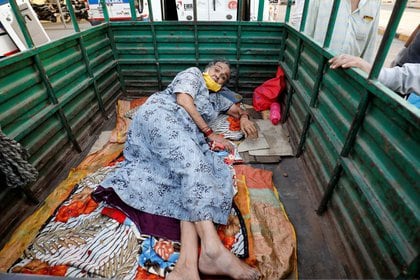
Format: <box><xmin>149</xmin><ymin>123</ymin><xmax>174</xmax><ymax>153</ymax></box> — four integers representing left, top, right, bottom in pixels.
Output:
<box><xmin>0</xmin><ymin>128</ymin><xmax>38</xmax><ymax>189</ymax></box>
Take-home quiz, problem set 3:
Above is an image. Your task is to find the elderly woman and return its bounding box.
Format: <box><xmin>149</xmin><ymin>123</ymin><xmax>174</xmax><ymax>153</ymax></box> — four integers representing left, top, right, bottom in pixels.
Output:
<box><xmin>100</xmin><ymin>59</ymin><xmax>260</xmax><ymax>279</ymax></box>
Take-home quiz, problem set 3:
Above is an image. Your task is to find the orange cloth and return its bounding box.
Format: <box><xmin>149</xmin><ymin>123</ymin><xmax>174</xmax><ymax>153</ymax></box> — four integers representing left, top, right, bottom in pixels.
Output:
<box><xmin>55</xmin><ymin>198</ymin><xmax>98</xmax><ymax>223</ymax></box>
<box><xmin>234</xmin><ymin>164</ymin><xmax>297</xmax><ymax>279</ymax></box>
<box><xmin>11</xmin><ymin>260</ymin><xmax>68</xmax><ymax>276</ymax></box>
<box><xmin>227</xmin><ymin>116</ymin><xmax>241</xmax><ymax>131</ymax></box>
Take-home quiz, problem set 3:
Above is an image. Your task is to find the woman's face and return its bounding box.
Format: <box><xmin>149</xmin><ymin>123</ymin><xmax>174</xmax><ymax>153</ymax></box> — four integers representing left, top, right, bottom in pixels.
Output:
<box><xmin>208</xmin><ymin>62</ymin><xmax>230</xmax><ymax>85</ymax></box>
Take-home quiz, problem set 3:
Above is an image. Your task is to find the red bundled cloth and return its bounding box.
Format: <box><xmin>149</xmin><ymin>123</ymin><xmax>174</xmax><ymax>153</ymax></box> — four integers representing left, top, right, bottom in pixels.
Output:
<box><xmin>252</xmin><ymin>66</ymin><xmax>286</xmax><ymax>111</ymax></box>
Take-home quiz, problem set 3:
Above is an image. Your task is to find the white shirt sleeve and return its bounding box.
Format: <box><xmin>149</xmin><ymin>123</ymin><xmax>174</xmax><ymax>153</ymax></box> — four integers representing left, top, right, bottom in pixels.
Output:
<box><xmin>378</xmin><ymin>64</ymin><xmax>420</xmax><ymax>96</ymax></box>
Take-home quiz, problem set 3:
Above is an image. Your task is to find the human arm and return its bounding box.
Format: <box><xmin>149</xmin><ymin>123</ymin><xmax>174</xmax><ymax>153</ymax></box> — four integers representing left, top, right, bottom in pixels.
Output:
<box><xmin>176</xmin><ymin>92</ymin><xmax>234</xmax><ymax>152</ymax></box>
<box><xmin>378</xmin><ymin>63</ymin><xmax>420</xmax><ymax>96</ymax></box>
<box><xmin>329</xmin><ymin>55</ymin><xmax>420</xmax><ymax>96</ymax></box>
<box><xmin>226</xmin><ymin>104</ymin><xmax>258</xmax><ymax>139</ymax></box>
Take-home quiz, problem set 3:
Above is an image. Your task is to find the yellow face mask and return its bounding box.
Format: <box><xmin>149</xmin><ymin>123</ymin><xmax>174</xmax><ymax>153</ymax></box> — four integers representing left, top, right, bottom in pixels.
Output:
<box><xmin>203</xmin><ymin>72</ymin><xmax>222</xmax><ymax>92</ymax></box>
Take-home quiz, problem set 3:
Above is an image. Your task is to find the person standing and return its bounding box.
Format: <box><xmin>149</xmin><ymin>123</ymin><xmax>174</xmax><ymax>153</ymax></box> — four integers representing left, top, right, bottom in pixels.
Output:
<box><xmin>292</xmin><ymin>0</ymin><xmax>381</xmax><ymax>63</ymax></box>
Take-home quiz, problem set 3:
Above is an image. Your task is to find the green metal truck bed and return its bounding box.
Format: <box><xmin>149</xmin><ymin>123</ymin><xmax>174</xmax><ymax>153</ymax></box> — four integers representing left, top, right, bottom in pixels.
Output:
<box><xmin>0</xmin><ymin>7</ymin><xmax>418</xmax><ymax>278</ymax></box>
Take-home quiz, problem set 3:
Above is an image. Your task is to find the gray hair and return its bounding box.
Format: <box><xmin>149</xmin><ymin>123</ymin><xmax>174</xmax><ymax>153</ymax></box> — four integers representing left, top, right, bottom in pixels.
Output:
<box><xmin>204</xmin><ymin>59</ymin><xmax>233</xmax><ymax>84</ymax></box>
<box><xmin>204</xmin><ymin>59</ymin><xmax>231</xmax><ymax>72</ymax></box>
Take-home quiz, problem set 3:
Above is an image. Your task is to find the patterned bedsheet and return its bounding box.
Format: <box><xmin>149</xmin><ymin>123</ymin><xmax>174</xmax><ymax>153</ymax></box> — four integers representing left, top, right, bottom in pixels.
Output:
<box><xmin>2</xmin><ymin>99</ymin><xmax>297</xmax><ymax>279</ymax></box>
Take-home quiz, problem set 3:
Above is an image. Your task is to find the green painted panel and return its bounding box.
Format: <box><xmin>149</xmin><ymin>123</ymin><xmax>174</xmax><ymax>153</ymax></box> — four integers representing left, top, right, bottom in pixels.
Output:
<box><xmin>289</xmin><ymin>91</ymin><xmax>306</xmax><ymax>133</ymax></box>
<box><xmin>53</xmin><ymin>66</ymin><xmax>90</xmax><ymax>99</ymax></box>
<box><xmin>28</xmin><ymin>115</ymin><xmax>67</xmax><ymax>167</ymax></box>
<box><xmin>332</xmin><ymin>174</ymin><xmax>393</xmax><ymax>277</ymax></box>
<box><xmin>3</xmin><ymin>98</ymin><xmax>53</xmax><ymax>141</ymax></box>
<box><xmin>0</xmin><ymin>84</ymin><xmax>49</xmax><ymax>131</ymax></box>
<box><xmin>317</xmin><ymin>87</ymin><xmax>352</xmax><ymax>146</ymax></box>
<box><xmin>322</xmin><ymin>68</ymin><xmax>361</xmax><ymax>110</ymax></box>
<box><xmin>350</xmin><ymin>105</ymin><xmax>419</xmax><ymax>247</ymax></box>
<box><xmin>0</xmin><ymin>66</ymin><xmax>40</xmax><ymax>104</ymax></box>
<box><xmin>307</xmin><ymin>119</ymin><xmax>337</xmax><ymax>174</ymax></box>
<box><xmin>64</xmin><ymin>88</ymin><xmax>98</xmax><ymax>132</ymax></box>
<box><xmin>340</xmin><ymin>159</ymin><xmax>416</xmax><ymax>277</ymax></box>
<box><xmin>20</xmin><ymin>112</ymin><xmax>64</xmax><ymax>156</ymax></box>
<box><xmin>40</xmin><ymin>42</ymin><xmax>81</xmax><ymax>75</ymax></box>
<box><xmin>85</xmin><ymin>37</ymin><xmax>112</xmax><ymax>56</ymax></box>
<box><xmin>282</xmin><ymin>23</ymin><xmax>419</xmax><ymax>278</ymax></box>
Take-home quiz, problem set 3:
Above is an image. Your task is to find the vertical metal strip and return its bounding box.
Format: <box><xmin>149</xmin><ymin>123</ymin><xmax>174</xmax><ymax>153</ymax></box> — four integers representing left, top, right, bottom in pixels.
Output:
<box><xmin>295</xmin><ymin>114</ymin><xmax>311</xmax><ymax>157</ymax></box>
<box><xmin>149</xmin><ymin>22</ymin><xmax>162</xmax><ymax>90</ymax></box>
<box><xmin>296</xmin><ymin>57</ymin><xmax>327</xmax><ymax>156</ymax></box>
<box><xmin>309</xmin><ymin>60</ymin><xmax>327</xmax><ymax>107</ymax></box>
<box><xmin>194</xmin><ymin>26</ymin><xmax>199</xmax><ymax>67</ymax></box>
<box><xmin>284</xmin><ymin>0</ymin><xmax>292</xmax><ymax>23</ymax></box>
<box><xmin>282</xmin><ymin>86</ymin><xmax>294</xmax><ymax>124</ymax></box>
<box><xmin>278</xmin><ymin>25</ymin><xmax>287</xmax><ymax>62</ymax></box>
<box><xmin>257</xmin><ymin>0</ymin><xmax>264</xmax><ymax>21</ymax></box>
<box><xmin>101</xmin><ymin>0</ymin><xmax>127</xmax><ymax>95</ymax></box>
<box><xmin>193</xmin><ymin>0</ymin><xmax>197</xmax><ymax>21</ymax></box>
<box><xmin>234</xmin><ymin>23</ymin><xmax>242</xmax><ymax>93</ymax></box>
<box><xmin>99</xmin><ymin>0</ymin><xmax>110</xmax><ymax>22</ymax></box>
<box><xmin>235</xmin><ymin>0</ymin><xmax>243</xmax><ymax>93</ymax></box>
<box><xmin>129</xmin><ymin>0</ymin><xmax>136</xmax><ymax>21</ymax></box>
<box><xmin>299</xmin><ymin>0</ymin><xmax>309</xmax><ymax>32</ymax></box>
<box><xmin>279</xmin><ymin>24</ymin><xmax>290</xmax><ymax>122</ymax></box>
<box><xmin>193</xmin><ymin>0</ymin><xmax>199</xmax><ymax>66</ymax></box>
<box><xmin>291</xmin><ymin>39</ymin><xmax>303</xmax><ymax>79</ymax></box>
<box><xmin>79</xmin><ymin>39</ymin><xmax>107</xmax><ymax>116</ymax></box>
<box><xmin>340</xmin><ymin>90</ymin><xmax>369</xmax><ymax>157</ymax></box>
<box><xmin>341</xmin><ymin>0</ymin><xmax>407</xmax><ymax>156</ymax></box>
<box><xmin>106</xmin><ymin>26</ymin><xmax>128</xmax><ymax>94</ymax></box>
<box><xmin>34</xmin><ymin>54</ymin><xmax>82</xmax><ymax>152</ymax></box>
<box><xmin>322</xmin><ymin>0</ymin><xmax>340</xmax><ymax>48</ymax></box>
<box><xmin>316</xmin><ymin>163</ymin><xmax>343</xmax><ymax>215</ymax></box>
<box><xmin>65</xmin><ymin>0</ymin><xmax>106</xmax><ymax>116</ymax></box>
<box><xmin>147</xmin><ymin>0</ymin><xmax>154</xmax><ymax>21</ymax></box>
<box><xmin>9</xmin><ymin>0</ymin><xmax>34</xmax><ymax>48</ymax></box>
<box><xmin>65</xmin><ymin>0</ymin><xmax>80</xmax><ymax>32</ymax></box>
<box><xmin>369</xmin><ymin>0</ymin><xmax>407</xmax><ymax>80</ymax></box>
<box><xmin>290</xmin><ymin>0</ymin><xmax>310</xmax><ymax>80</ymax></box>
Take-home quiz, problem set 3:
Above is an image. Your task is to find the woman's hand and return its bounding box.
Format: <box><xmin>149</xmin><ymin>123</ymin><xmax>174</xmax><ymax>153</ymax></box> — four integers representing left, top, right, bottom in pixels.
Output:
<box><xmin>240</xmin><ymin>117</ymin><xmax>258</xmax><ymax>139</ymax></box>
<box><xmin>207</xmin><ymin>133</ymin><xmax>234</xmax><ymax>153</ymax></box>
<box><xmin>226</xmin><ymin>104</ymin><xmax>258</xmax><ymax>139</ymax></box>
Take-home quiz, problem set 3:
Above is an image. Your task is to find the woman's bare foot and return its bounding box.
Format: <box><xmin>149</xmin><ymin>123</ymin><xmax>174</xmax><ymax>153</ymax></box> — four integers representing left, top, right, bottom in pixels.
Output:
<box><xmin>198</xmin><ymin>244</ymin><xmax>260</xmax><ymax>280</ymax></box>
<box><xmin>166</xmin><ymin>263</ymin><xmax>200</xmax><ymax>280</ymax></box>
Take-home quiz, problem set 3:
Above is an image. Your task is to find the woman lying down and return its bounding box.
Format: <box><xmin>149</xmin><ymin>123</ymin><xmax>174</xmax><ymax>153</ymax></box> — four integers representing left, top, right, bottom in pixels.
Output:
<box><xmin>99</xmin><ymin>59</ymin><xmax>260</xmax><ymax>280</ymax></box>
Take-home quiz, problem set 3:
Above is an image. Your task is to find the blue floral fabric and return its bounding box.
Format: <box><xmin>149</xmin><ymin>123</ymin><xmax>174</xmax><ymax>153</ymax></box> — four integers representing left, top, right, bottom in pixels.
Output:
<box><xmin>101</xmin><ymin>67</ymin><xmax>235</xmax><ymax>225</ymax></box>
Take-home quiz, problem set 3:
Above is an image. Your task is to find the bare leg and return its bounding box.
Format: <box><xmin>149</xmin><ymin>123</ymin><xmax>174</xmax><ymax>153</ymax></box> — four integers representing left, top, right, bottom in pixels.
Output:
<box><xmin>196</xmin><ymin>220</ymin><xmax>260</xmax><ymax>280</ymax></box>
<box><xmin>166</xmin><ymin>221</ymin><xmax>200</xmax><ymax>280</ymax></box>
